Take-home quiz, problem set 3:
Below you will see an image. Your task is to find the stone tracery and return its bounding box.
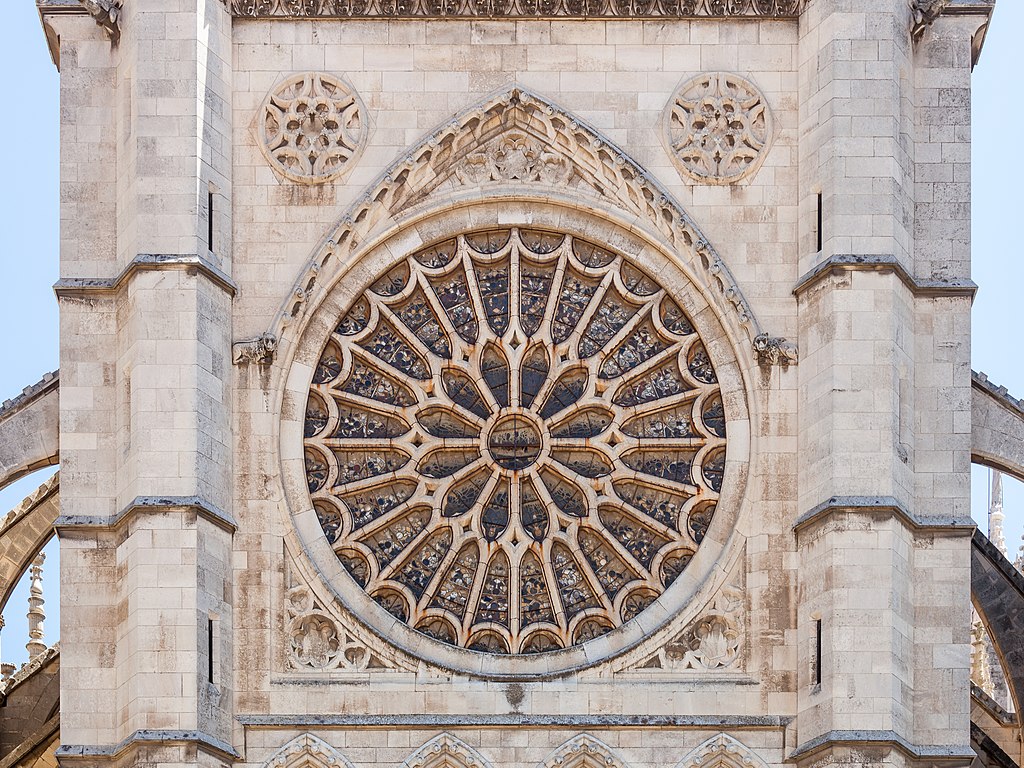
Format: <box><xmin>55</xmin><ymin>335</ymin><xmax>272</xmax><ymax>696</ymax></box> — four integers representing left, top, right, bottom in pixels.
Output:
<box><xmin>664</xmin><ymin>73</ymin><xmax>772</xmax><ymax>186</ymax></box>
<box><xmin>258</xmin><ymin>72</ymin><xmax>366</xmax><ymax>185</ymax></box>
<box><xmin>304</xmin><ymin>227</ymin><xmax>728</xmax><ymax>655</ymax></box>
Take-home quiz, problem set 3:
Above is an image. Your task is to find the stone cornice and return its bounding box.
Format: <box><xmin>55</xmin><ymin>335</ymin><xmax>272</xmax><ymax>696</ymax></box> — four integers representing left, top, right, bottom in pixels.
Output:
<box><xmin>56</xmin><ymin>731</ymin><xmax>240</xmax><ymax>763</ymax></box>
<box><xmin>54</xmin><ymin>254</ymin><xmax>237</xmax><ymax>299</ymax></box>
<box><xmin>229</xmin><ymin>0</ymin><xmax>804</xmax><ymax>19</ymax></box>
<box><xmin>56</xmin><ymin>495</ymin><xmax>237</xmax><ymax>534</ymax></box>
<box><xmin>793</xmin><ymin>254</ymin><xmax>977</xmax><ymax>299</ymax></box>
<box><xmin>787</xmin><ymin>730</ymin><xmax>974</xmax><ymax>763</ymax></box>
<box><xmin>238</xmin><ymin>714</ymin><xmax>791</xmax><ymax>728</ymax></box>
<box><xmin>793</xmin><ymin>495</ymin><xmax>975</xmax><ymax>536</ymax></box>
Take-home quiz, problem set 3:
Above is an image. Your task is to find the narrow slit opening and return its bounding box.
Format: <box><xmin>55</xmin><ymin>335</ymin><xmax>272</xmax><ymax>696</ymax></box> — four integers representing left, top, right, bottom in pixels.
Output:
<box><xmin>816</xmin><ymin>192</ymin><xmax>823</xmax><ymax>254</ymax></box>
<box><xmin>207</xmin><ymin>617</ymin><xmax>215</xmax><ymax>683</ymax></box>
<box><xmin>814</xmin><ymin>617</ymin><xmax>822</xmax><ymax>687</ymax></box>
<box><xmin>208</xmin><ymin>190</ymin><xmax>215</xmax><ymax>254</ymax></box>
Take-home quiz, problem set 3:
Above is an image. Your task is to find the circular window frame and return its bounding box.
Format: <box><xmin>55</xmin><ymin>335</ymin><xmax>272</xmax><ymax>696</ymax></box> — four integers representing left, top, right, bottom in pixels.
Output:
<box><xmin>279</xmin><ymin>199</ymin><xmax>752</xmax><ymax>678</ymax></box>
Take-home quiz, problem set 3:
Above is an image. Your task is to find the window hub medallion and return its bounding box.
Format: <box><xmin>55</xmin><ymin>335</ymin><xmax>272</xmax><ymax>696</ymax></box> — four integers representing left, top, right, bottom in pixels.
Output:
<box><xmin>302</xmin><ymin>227</ymin><xmax>731</xmax><ymax>661</ymax></box>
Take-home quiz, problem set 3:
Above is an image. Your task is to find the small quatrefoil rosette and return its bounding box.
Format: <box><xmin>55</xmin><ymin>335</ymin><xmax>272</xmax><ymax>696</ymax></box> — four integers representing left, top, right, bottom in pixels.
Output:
<box><xmin>663</xmin><ymin>72</ymin><xmax>773</xmax><ymax>186</ymax></box>
<box><xmin>257</xmin><ymin>72</ymin><xmax>367</xmax><ymax>185</ymax></box>
<box><xmin>301</xmin><ymin>227</ymin><xmax>737</xmax><ymax>661</ymax></box>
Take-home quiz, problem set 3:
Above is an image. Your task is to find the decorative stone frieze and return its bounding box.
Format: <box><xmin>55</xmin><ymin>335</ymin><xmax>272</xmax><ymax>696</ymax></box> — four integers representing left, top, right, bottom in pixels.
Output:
<box><xmin>257</xmin><ymin>73</ymin><xmax>367</xmax><ymax>185</ymax></box>
<box><xmin>304</xmin><ymin>227</ymin><xmax>728</xmax><ymax>655</ymax></box>
<box><xmin>634</xmin><ymin>580</ymin><xmax>744</xmax><ymax>670</ymax></box>
<box><xmin>230</xmin><ymin>0</ymin><xmax>804</xmax><ymax>18</ymax></box>
<box><xmin>664</xmin><ymin>73</ymin><xmax>772</xmax><ymax>186</ymax></box>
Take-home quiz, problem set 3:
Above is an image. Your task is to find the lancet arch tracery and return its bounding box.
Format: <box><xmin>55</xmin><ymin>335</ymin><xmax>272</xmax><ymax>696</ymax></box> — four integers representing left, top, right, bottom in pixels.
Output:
<box><xmin>263</xmin><ymin>734</ymin><xmax>356</xmax><ymax>768</ymax></box>
<box><xmin>402</xmin><ymin>734</ymin><xmax>494</xmax><ymax>768</ymax></box>
<box><xmin>540</xmin><ymin>735</ymin><xmax>629</xmax><ymax>768</ymax></box>
<box><xmin>675</xmin><ymin>734</ymin><xmax>769</xmax><ymax>768</ymax></box>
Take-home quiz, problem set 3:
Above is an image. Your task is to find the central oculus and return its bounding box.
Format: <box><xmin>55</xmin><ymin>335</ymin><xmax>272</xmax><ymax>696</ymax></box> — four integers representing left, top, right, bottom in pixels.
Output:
<box><xmin>487</xmin><ymin>413</ymin><xmax>544</xmax><ymax>470</ymax></box>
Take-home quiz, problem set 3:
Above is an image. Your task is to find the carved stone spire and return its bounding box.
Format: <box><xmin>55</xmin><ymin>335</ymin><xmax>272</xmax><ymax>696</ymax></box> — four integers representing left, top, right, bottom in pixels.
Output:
<box><xmin>25</xmin><ymin>553</ymin><xmax>46</xmax><ymax>660</ymax></box>
<box><xmin>971</xmin><ymin>618</ymin><xmax>994</xmax><ymax>696</ymax></box>
<box><xmin>989</xmin><ymin>470</ymin><xmax>1007</xmax><ymax>555</ymax></box>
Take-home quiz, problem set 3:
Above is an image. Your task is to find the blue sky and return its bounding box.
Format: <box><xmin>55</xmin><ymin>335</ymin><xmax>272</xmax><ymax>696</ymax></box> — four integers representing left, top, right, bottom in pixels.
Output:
<box><xmin>0</xmin><ymin>3</ymin><xmax>1020</xmax><ymax>666</ymax></box>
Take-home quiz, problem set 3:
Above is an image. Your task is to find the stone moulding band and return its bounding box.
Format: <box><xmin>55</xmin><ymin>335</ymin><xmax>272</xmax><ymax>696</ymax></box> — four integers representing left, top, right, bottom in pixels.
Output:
<box><xmin>793</xmin><ymin>496</ymin><xmax>975</xmax><ymax>536</ymax></box>
<box><xmin>53</xmin><ymin>254</ymin><xmax>237</xmax><ymax>299</ymax></box>
<box><xmin>55</xmin><ymin>495</ymin><xmax>237</xmax><ymax>533</ymax></box>
<box><xmin>786</xmin><ymin>730</ymin><xmax>974</xmax><ymax>763</ymax></box>
<box><xmin>236</xmin><ymin>714</ymin><xmax>791</xmax><ymax>727</ymax></box>
<box><xmin>792</xmin><ymin>254</ymin><xmax>977</xmax><ymax>299</ymax></box>
<box><xmin>56</xmin><ymin>730</ymin><xmax>240</xmax><ymax>762</ymax></box>
<box><xmin>228</xmin><ymin>0</ymin><xmax>805</xmax><ymax>18</ymax></box>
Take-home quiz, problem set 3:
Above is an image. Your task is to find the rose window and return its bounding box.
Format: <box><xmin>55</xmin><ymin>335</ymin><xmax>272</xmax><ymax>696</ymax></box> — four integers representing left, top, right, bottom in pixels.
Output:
<box><xmin>303</xmin><ymin>228</ymin><xmax>727</xmax><ymax>655</ymax></box>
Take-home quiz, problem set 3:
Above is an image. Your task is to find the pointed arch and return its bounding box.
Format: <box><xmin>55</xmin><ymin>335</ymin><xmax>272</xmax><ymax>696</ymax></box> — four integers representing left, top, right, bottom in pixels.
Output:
<box><xmin>402</xmin><ymin>734</ymin><xmax>494</xmax><ymax>768</ymax></box>
<box><xmin>674</xmin><ymin>734</ymin><xmax>769</xmax><ymax>768</ymax></box>
<box><xmin>263</xmin><ymin>734</ymin><xmax>355</xmax><ymax>768</ymax></box>
<box><xmin>269</xmin><ymin>86</ymin><xmax>763</xmax><ymax>359</ymax></box>
<box><xmin>540</xmin><ymin>734</ymin><xmax>630</xmax><ymax>768</ymax></box>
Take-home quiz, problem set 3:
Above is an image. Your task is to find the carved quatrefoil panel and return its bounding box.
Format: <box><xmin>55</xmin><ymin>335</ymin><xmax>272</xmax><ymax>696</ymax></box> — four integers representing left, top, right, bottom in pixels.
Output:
<box><xmin>258</xmin><ymin>72</ymin><xmax>367</xmax><ymax>185</ymax></box>
<box><xmin>664</xmin><ymin>72</ymin><xmax>773</xmax><ymax>186</ymax></box>
<box><xmin>303</xmin><ymin>228</ymin><xmax>727</xmax><ymax>656</ymax></box>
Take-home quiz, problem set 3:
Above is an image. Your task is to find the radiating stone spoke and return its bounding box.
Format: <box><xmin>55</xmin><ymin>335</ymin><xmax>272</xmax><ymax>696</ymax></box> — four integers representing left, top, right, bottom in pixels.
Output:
<box><xmin>305</xmin><ymin>227</ymin><xmax>728</xmax><ymax>654</ymax></box>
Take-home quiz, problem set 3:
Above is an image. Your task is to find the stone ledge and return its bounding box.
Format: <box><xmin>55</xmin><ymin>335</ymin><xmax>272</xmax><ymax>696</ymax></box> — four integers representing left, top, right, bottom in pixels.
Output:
<box><xmin>237</xmin><ymin>714</ymin><xmax>791</xmax><ymax>728</ymax></box>
<box><xmin>787</xmin><ymin>730</ymin><xmax>974</xmax><ymax>763</ymax></box>
<box><xmin>793</xmin><ymin>254</ymin><xmax>977</xmax><ymax>298</ymax></box>
<box><xmin>793</xmin><ymin>496</ymin><xmax>975</xmax><ymax>536</ymax></box>
<box><xmin>54</xmin><ymin>254</ymin><xmax>237</xmax><ymax>298</ymax></box>
<box><xmin>56</xmin><ymin>495</ymin><xmax>236</xmax><ymax>533</ymax></box>
<box><xmin>56</xmin><ymin>730</ymin><xmax>239</xmax><ymax>762</ymax></box>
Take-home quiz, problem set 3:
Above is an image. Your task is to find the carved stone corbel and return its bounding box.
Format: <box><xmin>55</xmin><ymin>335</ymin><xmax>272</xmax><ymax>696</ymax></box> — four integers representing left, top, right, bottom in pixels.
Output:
<box><xmin>911</xmin><ymin>0</ymin><xmax>950</xmax><ymax>42</ymax></box>
<box><xmin>78</xmin><ymin>0</ymin><xmax>121</xmax><ymax>44</ymax></box>
<box><xmin>753</xmin><ymin>333</ymin><xmax>798</xmax><ymax>367</ymax></box>
<box><xmin>232</xmin><ymin>333</ymin><xmax>277</xmax><ymax>366</ymax></box>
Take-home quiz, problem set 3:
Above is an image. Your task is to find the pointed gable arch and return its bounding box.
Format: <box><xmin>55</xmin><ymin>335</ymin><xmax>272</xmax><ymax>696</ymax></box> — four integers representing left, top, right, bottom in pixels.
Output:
<box><xmin>263</xmin><ymin>734</ymin><xmax>355</xmax><ymax>768</ymax></box>
<box><xmin>540</xmin><ymin>735</ymin><xmax>630</xmax><ymax>768</ymax></box>
<box><xmin>675</xmin><ymin>734</ymin><xmax>769</xmax><ymax>768</ymax></box>
<box><xmin>269</xmin><ymin>86</ymin><xmax>764</xmax><ymax>360</ymax></box>
<box><xmin>402</xmin><ymin>734</ymin><xmax>494</xmax><ymax>768</ymax></box>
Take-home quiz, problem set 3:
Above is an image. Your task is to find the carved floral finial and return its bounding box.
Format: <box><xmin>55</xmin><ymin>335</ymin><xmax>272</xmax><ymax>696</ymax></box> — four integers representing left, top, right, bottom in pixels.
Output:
<box><xmin>78</xmin><ymin>0</ymin><xmax>122</xmax><ymax>44</ymax></box>
<box><xmin>911</xmin><ymin>0</ymin><xmax>950</xmax><ymax>42</ymax></box>
<box><xmin>753</xmin><ymin>333</ymin><xmax>798</xmax><ymax>367</ymax></box>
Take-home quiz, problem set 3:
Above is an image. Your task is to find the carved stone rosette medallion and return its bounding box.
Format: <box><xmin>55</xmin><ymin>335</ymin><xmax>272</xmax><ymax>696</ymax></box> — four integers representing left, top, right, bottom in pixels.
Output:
<box><xmin>258</xmin><ymin>72</ymin><xmax>366</xmax><ymax>185</ymax></box>
<box><xmin>303</xmin><ymin>227</ymin><xmax>728</xmax><ymax>656</ymax></box>
<box><xmin>664</xmin><ymin>73</ymin><xmax>772</xmax><ymax>186</ymax></box>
